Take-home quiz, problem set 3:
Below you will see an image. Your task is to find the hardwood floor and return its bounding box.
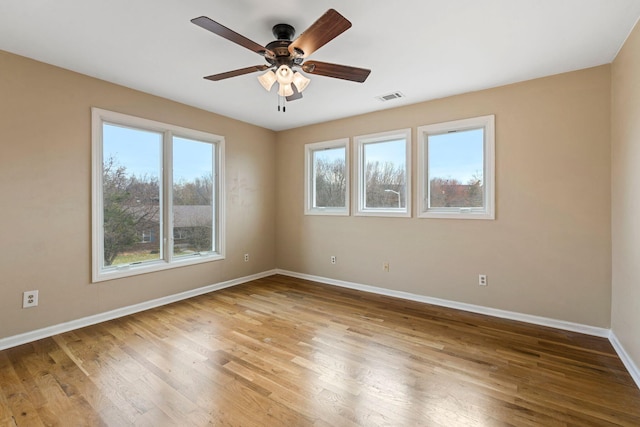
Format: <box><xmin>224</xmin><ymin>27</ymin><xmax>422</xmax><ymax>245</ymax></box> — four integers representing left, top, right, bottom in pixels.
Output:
<box><xmin>1</xmin><ymin>275</ymin><xmax>639</xmax><ymax>426</ymax></box>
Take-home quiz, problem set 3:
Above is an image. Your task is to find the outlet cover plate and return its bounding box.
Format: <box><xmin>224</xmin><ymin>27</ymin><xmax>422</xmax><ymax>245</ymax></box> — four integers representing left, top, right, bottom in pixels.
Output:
<box><xmin>23</xmin><ymin>290</ymin><xmax>39</xmax><ymax>308</ymax></box>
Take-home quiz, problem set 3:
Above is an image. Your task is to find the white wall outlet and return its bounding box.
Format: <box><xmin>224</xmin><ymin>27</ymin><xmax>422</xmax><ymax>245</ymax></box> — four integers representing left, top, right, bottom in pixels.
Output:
<box><xmin>479</xmin><ymin>274</ymin><xmax>488</xmax><ymax>286</ymax></box>
<box><xmin>244</xmin><ymin>253</ymin><xmax>249</xmax><ymax>262</ymax></box>
<box><xmin>330</xmin><ymin>255</ymin><xmax>336</xmax><ymax>264</ymax></box>
<box><xmin>383</xmin><ymin>262</ymin><xmax>390</xmax><ymax>272</ymax></box>
<box><xmin>23</xmin><ymin>290</ymin><xmax>39</xmax><ymax>308</ymax></box>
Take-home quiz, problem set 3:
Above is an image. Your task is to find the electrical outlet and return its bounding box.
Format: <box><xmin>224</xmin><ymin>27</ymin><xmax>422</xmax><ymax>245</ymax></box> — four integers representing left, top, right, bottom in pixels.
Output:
<box><xmin>330</xmin><ymin>255</ymin><xmax>336</xmax><ymax>264</ymax></box>
<box><xmin>479</xmin><ymin>274</ymin><xmax>487</xmax><ymax>286</ymax></box>
<box><xmin>23</xmin><ymin>290</ymin><xmax>39</xmax><ymax>308</ymax></box>
<box><xmin>244</xmin><ymin>253</ymin><xmax>249</xmax><ymax>262</ymax></box>
<box><xmin>383</xmin><ymin>262</ymin><xmax>390</xmax><ymax>272</ymax></box>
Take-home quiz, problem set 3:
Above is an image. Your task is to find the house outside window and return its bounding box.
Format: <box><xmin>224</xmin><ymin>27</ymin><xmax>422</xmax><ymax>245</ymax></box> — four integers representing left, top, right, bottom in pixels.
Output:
<box><xmin>141</xmin><ymin>230</ymin><xmax>155</xmax><ymax>243</ymax></box>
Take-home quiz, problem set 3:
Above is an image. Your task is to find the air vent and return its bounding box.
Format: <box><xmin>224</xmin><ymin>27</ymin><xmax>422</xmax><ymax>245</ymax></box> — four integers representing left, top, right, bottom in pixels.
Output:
<box><xmin>376</xmin><ymin>91</ymin><xmax>405</xmax><ymax>102</ymax></box>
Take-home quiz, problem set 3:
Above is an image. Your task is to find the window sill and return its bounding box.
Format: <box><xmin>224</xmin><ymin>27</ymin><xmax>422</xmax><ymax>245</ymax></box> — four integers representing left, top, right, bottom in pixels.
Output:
<box><xmin>93</xmin><ymin>252</ymin><xmax>225</xmax><ymax>283</ymax></box>
<box><xmin>354</xmin><ymin>209</ymin><xmax>411</xmax><ymax>218</ymax></box>
<box><xmin>419</xmin><ymin>211</ymin><xmax>494</xmax><ymax>220</ymax></box>
<box><xmin>304</xmin><ymin>208</ymin><xmax>350</xmax><ymax>216</ymax></box>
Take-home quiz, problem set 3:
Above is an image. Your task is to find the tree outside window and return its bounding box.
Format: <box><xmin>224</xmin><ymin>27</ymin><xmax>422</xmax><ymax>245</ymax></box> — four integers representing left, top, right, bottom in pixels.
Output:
<box><xmin>354</xmin><ymin>129</ymin><xmax>411</xmax><ymax>217</ymax></box>
<box><xmin>418</xmin><ymin>115</ymin><xmax>495</xmax><ymax>219</ymax></box>
<box><xmin>305</xmin><ymin>139</ymin><xmax>349</xmax><ymax>215</ymax></box>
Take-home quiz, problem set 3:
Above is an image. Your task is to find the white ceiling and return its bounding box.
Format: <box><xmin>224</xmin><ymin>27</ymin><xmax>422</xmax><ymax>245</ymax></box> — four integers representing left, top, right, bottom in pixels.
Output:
<box><xmin>1</xmin><ymin>1</ymin><xmax>639</xmax><ymax>131</ymax></box>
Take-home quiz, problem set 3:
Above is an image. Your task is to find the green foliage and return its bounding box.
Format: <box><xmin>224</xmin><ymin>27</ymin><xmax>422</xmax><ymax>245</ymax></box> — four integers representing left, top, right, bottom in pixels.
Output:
<box><xmin>102</xmin><ymin>156</ymin><xmax>159</xmax><ymax>266</ymax></box>
<box><xmin>111</xmin><ymin>251</ymin><xmax>160</xmax><ymax>265</ymax></box>
<box><xmin>103</xmin><ymin>191</ymin><xmax>139</xmax><ymax>266</ymax></box>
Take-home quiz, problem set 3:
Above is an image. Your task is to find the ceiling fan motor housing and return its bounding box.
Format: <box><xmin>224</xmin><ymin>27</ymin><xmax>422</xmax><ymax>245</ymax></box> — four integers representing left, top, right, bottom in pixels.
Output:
<box><xmin>265</xmin><ymin>24</ymin><xmax>303</xmax><ymax>68</ymax></box>
<box><xmin>272</xmin><ymin>23</ymin><xmax>295</xmax><ymax>40</ymax></box>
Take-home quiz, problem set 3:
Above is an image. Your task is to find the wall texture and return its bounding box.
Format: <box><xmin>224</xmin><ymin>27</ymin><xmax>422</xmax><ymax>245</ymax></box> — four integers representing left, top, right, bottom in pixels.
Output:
<box><xmin>276</xmin><ymin>66</ymin><xmax>612</xmax><ymax>328</ymax></box>
<box><xmin>612</xmin><ymin>21</ymin><xmax>640</xmax><ymax>370</ymax></box>
<box><xmin>0</xmin><ymin>47</ymin><xmax>619</xmax><ymax>343</ymax></box>
<box><xmin>0</xmin><ymin>51</ymin><xmax>277</xmax><ymax>339</ymax></box>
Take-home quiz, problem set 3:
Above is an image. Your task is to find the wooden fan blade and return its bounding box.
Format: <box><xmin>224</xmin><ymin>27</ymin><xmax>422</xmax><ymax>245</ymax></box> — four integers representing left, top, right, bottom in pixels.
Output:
<box><xmin>302</xmin><ymin>61</ymin><xmax>371</xmax><ymax>83</ymax></box>
<box><xmin>204</xmin><ymin>65</ymin><xmax>270</xmax><ymax>81</ymax></box>
<box><xmin>288</xmin><ymin>9</ymin><xmax>351</xmax><ymax>58</ymax></box>
<box><xmin>191</xmin><ymin>16</ymin><xmax>274</xmax><ymax>57</ymax></box>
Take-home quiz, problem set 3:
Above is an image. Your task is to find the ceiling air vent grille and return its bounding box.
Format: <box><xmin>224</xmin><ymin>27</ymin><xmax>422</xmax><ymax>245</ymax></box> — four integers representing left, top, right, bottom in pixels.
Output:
<box><xmin>376</xmin><ymin>92</ymin><xmax>405</xmax><ymax>102</ymax></box>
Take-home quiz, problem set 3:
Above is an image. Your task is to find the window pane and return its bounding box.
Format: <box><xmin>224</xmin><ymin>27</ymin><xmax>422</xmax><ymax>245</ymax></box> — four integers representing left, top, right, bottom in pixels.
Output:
<box><xmin>428</xmin><ymin>129</ymin><xmax>484</xmax><ymax>208</ymax></box>
<box><xmin>313</xmin><ymin>147</ymin><xmax>346</xmax><ymax>208</ymax></box>
<box><xmin>93</xmin><ymin>108</ymin><xmax>225</xmax><ymax>282</ymax></box>
<box><xmin>172</xmin><ymin>137</ymin><xmax>214</xmax><ymax>257</ymax></box>
<box><xmin>102</xmin><ymin>124</ymin><xmax>162</xmax><ymax>267</ymax></box>
<box><xmin>363</xmin><ymin>139</ymin><xmax>406</xmax><ymax>208</ymax></box>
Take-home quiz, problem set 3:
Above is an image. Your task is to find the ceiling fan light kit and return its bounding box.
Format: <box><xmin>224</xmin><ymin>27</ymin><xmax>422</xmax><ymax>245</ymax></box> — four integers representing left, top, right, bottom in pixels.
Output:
<box><xmin>292</xmin><ymin>71</ymin><xmax>311</xmax><ymax>93</ymax></box>
<box><xmin>276</xmin><ymin>65</ymin><xmax>294</xmax><ymax>84</ymax></box>
<box><xmin>278</xmin><ymin>83</ymin><xmax>294</xmax><ymax>97</ymax></box>
<box><xmin>191</xmin><ymin>9</ymin><xmax>371</xmax><ymax>112</ymax></box>
<box><xmin>258</xmin><ymin>70</ymin><xmax>277</xmax><ymax>91</ymax></box>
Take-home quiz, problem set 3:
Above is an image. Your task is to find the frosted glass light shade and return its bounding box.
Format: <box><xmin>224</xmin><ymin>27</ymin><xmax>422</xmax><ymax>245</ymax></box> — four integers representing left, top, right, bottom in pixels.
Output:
<box><xmin>292</xmin><ymin>72</ymin><xmax>311</xmax><ymax>92</ymax></box>
<box><xmin>276</xmin><ymin>65</ymin><xmax>294</xmax><ymax>85</ymax></box>
<box><xmin>278</xmin><ymin>83</ymin><xmax>294</xmax><ymax>97</ymax></box>
<box><xmin>258</xmin><ymin>70</ymin><xmax>276</xmax><ymax>91</ymax></box>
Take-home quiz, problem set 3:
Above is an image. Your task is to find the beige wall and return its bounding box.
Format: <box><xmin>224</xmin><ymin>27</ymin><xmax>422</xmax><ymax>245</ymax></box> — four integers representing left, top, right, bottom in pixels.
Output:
<box><xmin>0</xmin><ymin>46</ymin><xmax>618</xmax><ymax>341</ymax></box>
<box><xmin>276</xmin><ymin>66</ymin><xmax>612</xmax><ymax>327</ymax></box>
<box><xmin>612</xmin><ymin>22</ymin><xmax>640</xmax><ymax>367</ymax></box>
<box><xmin>0</xmin><ymin>51</ymin><xmax>277</xmax><ymax>339</ymax></box>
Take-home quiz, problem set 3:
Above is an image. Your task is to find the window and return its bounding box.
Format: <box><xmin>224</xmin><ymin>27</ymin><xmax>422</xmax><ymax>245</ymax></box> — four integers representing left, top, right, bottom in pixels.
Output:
<box><xmin>417</xmin><ymin>115</ymin><xmax>495</xmax><ymax>219</ymax></box>
<box><xmin>354</xmin><ymin>129</ymin><xmax>411</xmax><ymax>217</ymax></box>
<box><xmin>304</xmin><ymin>138</ymin><xmax>349</xmax><ymax>215</ymax></box>
<box><xmin>92</xmin><ymin>108</ymin><xmax>225</xmax><ymax>282</ymax></box>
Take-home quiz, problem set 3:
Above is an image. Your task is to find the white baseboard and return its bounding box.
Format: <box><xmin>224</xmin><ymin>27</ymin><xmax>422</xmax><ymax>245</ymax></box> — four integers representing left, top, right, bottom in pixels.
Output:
<box><xmin>609</xmin><ymin>331</ymin><xmax>640</xmax><ymax>389</ymax></box>
<box><xmin>276</xmin><ymin>270</ymin><xmax>640</xmax><ymax>389</ymax></box>
<box><xmin>0</xmin><ymin>269</ymin><xmax>277</xmax><ymax>351</ymax></box>
<box><xmin>3</xmin><ymin>268</ymin><xmax>638</xmax><ymax>392</ymax></box>
<box><xmin>276</xmin><ymin>269</ymin><xmax>610</xmax><ymax>338</ymax></box>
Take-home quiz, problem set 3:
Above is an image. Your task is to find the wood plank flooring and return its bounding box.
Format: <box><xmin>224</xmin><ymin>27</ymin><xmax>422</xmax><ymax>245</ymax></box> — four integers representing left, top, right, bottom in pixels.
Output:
<box><xmin>1</xmin><ymin>274</ymin><xmax>639</xmax><ymax>426</ymax></box>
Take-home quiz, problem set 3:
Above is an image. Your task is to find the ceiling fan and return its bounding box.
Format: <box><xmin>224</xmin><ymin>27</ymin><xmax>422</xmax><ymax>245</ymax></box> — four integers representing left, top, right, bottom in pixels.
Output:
<box><xmin>191</xmin><ymin>9</ymin><xmax>371</xmax><ymax>105</ymax></box>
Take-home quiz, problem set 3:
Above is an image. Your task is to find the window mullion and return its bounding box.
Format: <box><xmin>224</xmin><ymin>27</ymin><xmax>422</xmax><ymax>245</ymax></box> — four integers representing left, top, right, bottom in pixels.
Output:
<box><xmin>358</xmin><ymin>142</ymin><xmax>365</xmax><ymax>212</ymax></box>
<box><xmin>92</xmin><ymin>115</ymin><xmax>106</xmax><ymax>279</ymax></box>
<box><xmin>164</xmin><ymin>131</ymin><xmax>173</xmax><ymax>263</ymax></box>
<box><xmin>311</xmin><ymin>152</ymin><xmax>317</xmax><ymax>209</ymax></box>
<box><xmin>211</xmin><ymin>142</ymin><xmax>217</xmax><ymax>252</ymax></box>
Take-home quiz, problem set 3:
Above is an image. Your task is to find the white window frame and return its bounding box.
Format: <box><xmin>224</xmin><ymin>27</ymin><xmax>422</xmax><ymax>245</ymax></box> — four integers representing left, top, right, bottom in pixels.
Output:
<box><xmin>91</xmin><ymin>108</ymin><xmax>225</xmax><ymax>282</ymax></box>
<box><xmin>354</xmin><ymin>128</ymin><xmax>412</xmax><ymax>217</ymax></box>
<box><xmin>304</xmin><ymin>138</ymin><xmax>350</xmax><ymax>216</ymax></box>
<box><xmin>417</xmin><ymin>115</ymin><xmax>495</xmax><ymax>220</ymax></box>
